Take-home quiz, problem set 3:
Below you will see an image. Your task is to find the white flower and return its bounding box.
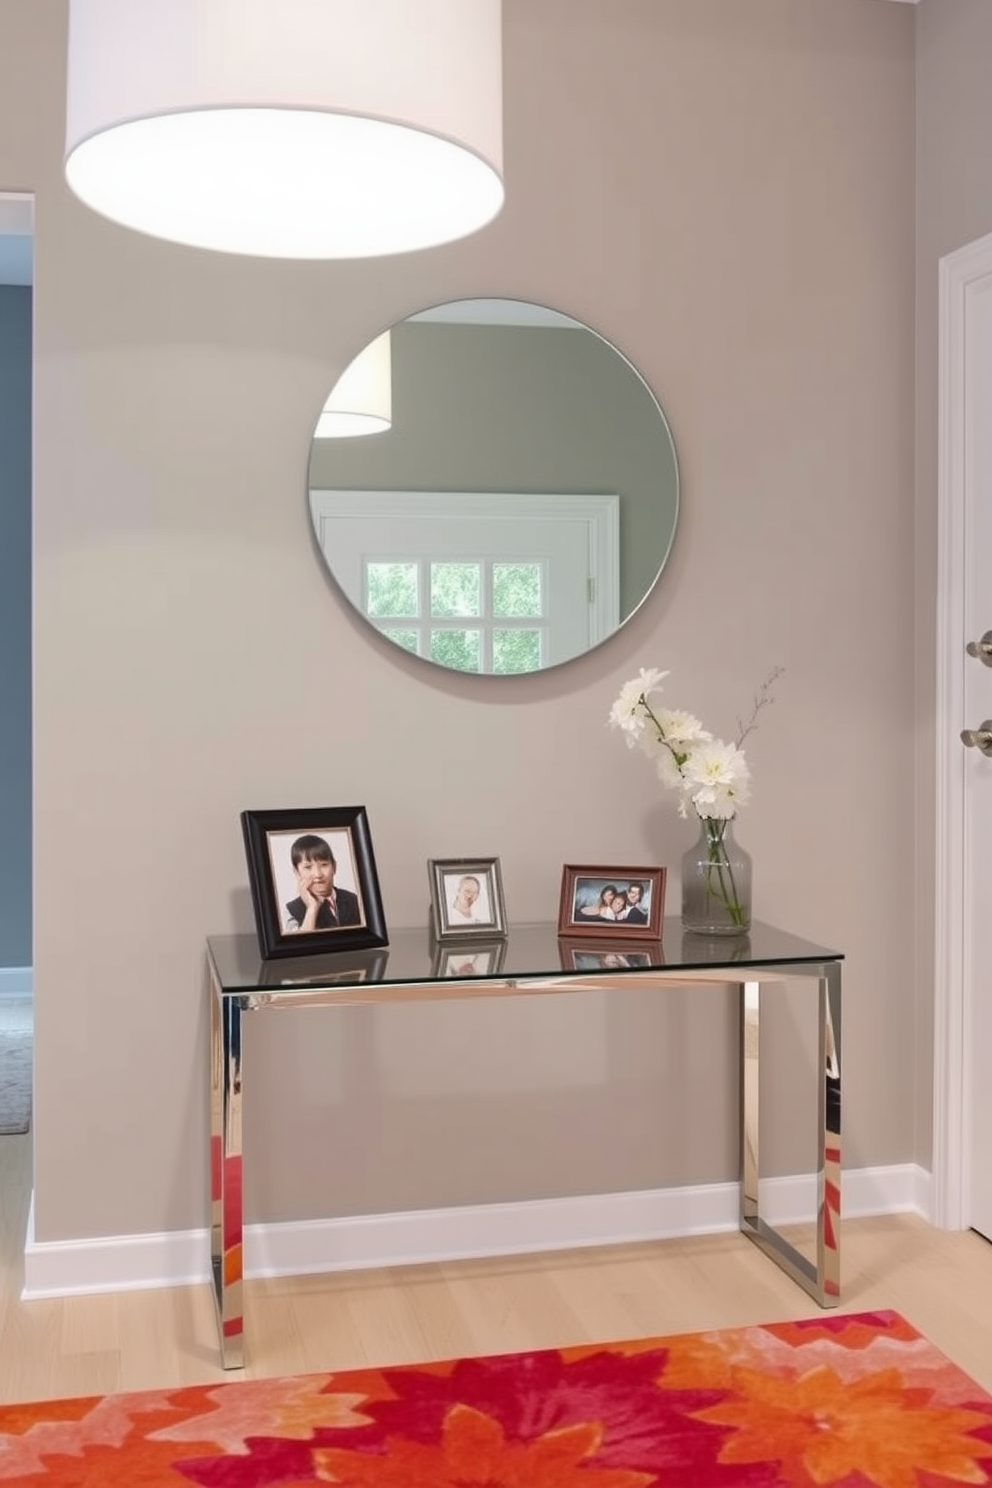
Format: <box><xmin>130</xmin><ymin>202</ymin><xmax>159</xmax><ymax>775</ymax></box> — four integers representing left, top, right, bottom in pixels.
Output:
<box><xmin>636</xmin><ymin>666</ymin><xmax>669</xmax><ymax>699</ymax></box>
<box><xmin>652</xmin><ymin>708</ymin><xmax>711</xmax><ymax>749</ymax></box>
<box><xmin>608</xmin><ymin>665</ymin><xmax>779</xmax><ymax>824</ymax></box>
<box><xmin>607</xmin><ymin>668</ymin><xmax>669</xmax><ymax>746</ymax></box>
<box><xmin>655</xmin><ymin>749</ymin><xmax>685</xmax><ymax>792</ymax></box>
<box><xmin>681</xmin><ymin>739</ymin><xmax>751</xmax><ymax>819</ymax></box>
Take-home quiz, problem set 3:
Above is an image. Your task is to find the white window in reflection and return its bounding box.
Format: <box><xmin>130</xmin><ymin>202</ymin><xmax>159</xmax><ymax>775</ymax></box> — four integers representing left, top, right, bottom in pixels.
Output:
<box><xmin>382</xmin><ymin>629</ymin><xmax>419</xmax><ymax>655</ymax></box>
<box><xmin>367</xmin><ymin>558</ymin><xmax>548</xmax><ymax>672</ymax></box>
<box><xmin>431</xmin><ymin>562</ymin><xmax>481</xmax><ymax>617</ymax></box>
<box><xmin>493</xmin><ymin>629</ymin><xmax>542</xmax><ymax>674</ymax></box>
<box><xmin>494</xmin><ymin>562</ymin><xmax>542</xmax><ymax>617</ymax></box>
<box><xmin>431</xmin><ymin>627</ymin><xmax>483</xmax><ymax>672</ymax></box>
<box><xmin>311</xmin><ymin>490</ymin><xmax>618</xmax><ymax>674</ymax></box>
<box><xmin>366</xmin><ymin>561</ymin><xmax>419</xmax><ymax>619</ymax></box>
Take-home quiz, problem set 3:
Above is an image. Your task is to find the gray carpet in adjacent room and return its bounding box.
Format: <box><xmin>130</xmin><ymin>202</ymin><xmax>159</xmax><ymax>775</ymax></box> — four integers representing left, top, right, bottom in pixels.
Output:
<box><xmin>0</xmin><ymin>998</ymin><xmax>32</xmax><ymax>1134</ymax></box>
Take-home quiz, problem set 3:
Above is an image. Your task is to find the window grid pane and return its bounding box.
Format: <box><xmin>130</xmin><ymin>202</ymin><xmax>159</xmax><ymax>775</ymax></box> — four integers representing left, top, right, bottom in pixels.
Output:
<box><xmin>493</xmin><ymin>629</ymin><xmax>542</xmax><ymax>674</ymax></box>
<box><xmin>430</xmin><ymin>629</ymin><xmax>481</xmax><ymax>672</ymax></box>
<box><xmin>366</xmin><ymin>562</ymin><xmax>419</xmax><ymax>618</ymax></box>
<box><xmin>493</xmin><ymin>562</ymin><xmax>543</xmax><ymax>618</ymax></box>
<box><xmin>364</xmin><ymin>554</ymin><xmax>550</xmax><ymax>675</ymax></box>
<box><xmin>381</xmin><ymin>628</ymin><xmax>420</xmax><ymax>654</ymax></box>
<box><xmin>430</xmin><ymin>562</ymin><xmax>482</xmax><ymax>618</ymax></box>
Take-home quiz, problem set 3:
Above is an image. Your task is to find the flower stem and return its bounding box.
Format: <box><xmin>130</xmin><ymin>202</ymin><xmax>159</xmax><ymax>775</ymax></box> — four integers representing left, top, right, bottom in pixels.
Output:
<box><xmin>735</xmin><ymin>665</ymin><xmax>784</xmax><ymax>749</ymax></box>
<box><xmin>636</xmin><ymin>694</ymin><xmax>690</xmax><ymax>772</ymax></box>
<box><xmin>702</xmin><ymin>818</ymin><xmax>746</xmax><ymax>927</ymax></box>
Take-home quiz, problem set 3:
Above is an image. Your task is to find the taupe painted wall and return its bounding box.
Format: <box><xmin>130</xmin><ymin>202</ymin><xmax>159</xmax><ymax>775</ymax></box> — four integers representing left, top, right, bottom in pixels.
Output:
<box><xmin>914</xmin><ymin>0</ymin><xmax>992</xmax><ymax>1170</ymax></box>
<box><xmin>0</xmin><ymin>0</ymin><xmax>917</xmax><ymax>1245</ymax></box>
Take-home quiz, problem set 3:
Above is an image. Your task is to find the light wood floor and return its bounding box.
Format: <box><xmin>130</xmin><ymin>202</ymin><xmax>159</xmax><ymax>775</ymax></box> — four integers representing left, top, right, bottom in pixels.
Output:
<box><xmin>3</xmin><ymin>1129</ymin><xmax>991</xmax><ymax>1406</ymax></box>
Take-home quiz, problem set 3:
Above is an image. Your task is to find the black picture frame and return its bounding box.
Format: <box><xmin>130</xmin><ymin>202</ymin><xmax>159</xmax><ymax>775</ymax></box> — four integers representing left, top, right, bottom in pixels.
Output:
<box><xmin>261</xmin><ymin>949</ymin><xmax>391</xmax><ymax>987</ymax></box>
<box><xmin>241</xmin><ymin>805</ymin><xmax>388</xmax><ymax>960</ymax></box>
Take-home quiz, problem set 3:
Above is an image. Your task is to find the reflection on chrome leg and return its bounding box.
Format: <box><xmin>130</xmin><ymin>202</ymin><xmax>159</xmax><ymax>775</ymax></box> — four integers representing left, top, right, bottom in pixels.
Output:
<box><xmin>739</xmin><ymin>964</ymin><xmax>841</xmax><ymax>1307</ymax></box>
<box><xmin>210</xmin><ymin>975</ymin><xmax>246</xmax><ymax>1369</ymax></box>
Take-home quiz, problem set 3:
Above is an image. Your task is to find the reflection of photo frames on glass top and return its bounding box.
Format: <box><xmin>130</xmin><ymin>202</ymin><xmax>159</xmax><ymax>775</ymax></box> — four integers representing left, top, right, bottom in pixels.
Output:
<box><xmin>261</xmin><ymin>949</ymin><xmax>391</xmax><ymax>987</ymax></box>
<box><xmin>557</xmin><ymin>864</ymin><xmax>666</xmax><ymax>939</ymax></box>
<box><xmin>428</xmin><ymin>856</ymin><xmax>507</xmax><ymax>941</ymax></box>
<box><xmin>431</xmin><ymin>940</ymin><xmax>508</xmax><ymax>979</ymax></box>
<box><xmin>558</xmin><ymin>940</ymin><xmax>664</xmax><ymax>973</ymax></box>
<box><xmin>241</xmin><ymin>805</ymin><xmax>388</xmax><ymax>960</ymax></box>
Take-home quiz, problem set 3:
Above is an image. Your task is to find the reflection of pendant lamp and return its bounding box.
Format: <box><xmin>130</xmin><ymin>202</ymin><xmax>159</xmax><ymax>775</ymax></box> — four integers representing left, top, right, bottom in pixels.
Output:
<box><xmin>315</xmin><ymin>331</ymin><xmax>392</xmax><ymax>438</ymax></box>
<box><xmin>64</xmin><ymin>0</ymin><xmax>504</xmax><ymax>259</ymax></box>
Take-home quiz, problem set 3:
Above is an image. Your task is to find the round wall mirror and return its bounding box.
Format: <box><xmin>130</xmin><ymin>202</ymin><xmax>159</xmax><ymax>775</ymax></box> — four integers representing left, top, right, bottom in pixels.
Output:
<box><xmin>308</xmin><ymin>297</ymin><xmax>679</xmax><ymax>675</ymax></box>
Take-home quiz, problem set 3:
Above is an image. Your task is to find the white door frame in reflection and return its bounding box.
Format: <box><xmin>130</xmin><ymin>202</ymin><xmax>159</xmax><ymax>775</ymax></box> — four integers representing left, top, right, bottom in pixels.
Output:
<box><xmin>310</xmin><ymin>488</ymin><xmax>619</xmax><ymax>673</ymax></box>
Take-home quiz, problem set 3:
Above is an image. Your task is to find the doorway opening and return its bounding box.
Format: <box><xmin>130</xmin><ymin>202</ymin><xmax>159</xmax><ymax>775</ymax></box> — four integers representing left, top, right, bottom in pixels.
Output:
<box><xmin>0</xmin><ymin>190</ymin><xmax>33</xmax><ymax>1005</ymax></box>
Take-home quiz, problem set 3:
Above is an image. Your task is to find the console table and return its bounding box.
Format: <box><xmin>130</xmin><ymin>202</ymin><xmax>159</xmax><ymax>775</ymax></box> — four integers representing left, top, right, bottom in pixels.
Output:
<box><xmin>207</xmin><ymin>921</ymin><xmax>842</xmax><ymax>1369</ymax></box>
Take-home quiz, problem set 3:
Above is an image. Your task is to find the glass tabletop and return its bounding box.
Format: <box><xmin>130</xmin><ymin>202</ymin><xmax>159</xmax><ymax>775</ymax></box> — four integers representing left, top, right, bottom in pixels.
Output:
<box><xmin>207</xmin><ymin>920</ymin><xmax>842</xmax><ymax>994</ymax></box>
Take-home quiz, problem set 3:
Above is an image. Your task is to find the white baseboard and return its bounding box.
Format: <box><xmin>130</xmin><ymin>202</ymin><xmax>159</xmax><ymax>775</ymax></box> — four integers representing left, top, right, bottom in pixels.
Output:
<box><xmin>0</xmin><ymin>966</ymin><xmax>32</xmax><ymax>998</ymax></box>
<box><xmin>21</xmin><ymin>1163</ymin><xmax>933</xmax><ymax>1301</ymax></box>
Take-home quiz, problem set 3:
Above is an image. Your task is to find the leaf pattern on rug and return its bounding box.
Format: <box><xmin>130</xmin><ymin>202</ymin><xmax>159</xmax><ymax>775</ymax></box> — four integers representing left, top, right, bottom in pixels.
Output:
<box><xmin>148</xmin><ymin>1375</ymin><xmax>372</xmax><ymax>1450</ymax></box>
<box><xmin>313</xmin><ymin>1405</ymin><xmax>655</xmax><ymax>1487</ymax></box>
<box><xmin>0</xmin><ymin>1311</ymin><xmax>990</xmax><ymax>1487</ymax></box>
<box><xmin>0</xmin><ymin>1391</ymin><xmax>191</xmax><ymax>1481</ymax></box>
<box><xmin>337</xmin><ymin>1345</ymin><xmax>730</xmax><ymax>1464</ymax></box>
<box><xmin>765</xmin><ymin>1311</ymin><xmax>919</xmax><ymax>1349</ymax></box>
<box><xmin>695</xmin><ymin>1363</ymin><xmax>992</xmax><ymax>1488</ymax></box>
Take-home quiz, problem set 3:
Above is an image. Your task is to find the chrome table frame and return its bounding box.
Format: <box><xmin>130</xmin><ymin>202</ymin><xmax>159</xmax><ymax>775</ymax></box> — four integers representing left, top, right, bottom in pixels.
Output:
<box><xmin>740</xmin><ymin>966</ymin><xmax>841</xmax><ymax>1306</ymax></box>
<box><xmin>208</xmin><ymin>926</ymin><xmax>842</xmax><ymax>1369</ymax></box>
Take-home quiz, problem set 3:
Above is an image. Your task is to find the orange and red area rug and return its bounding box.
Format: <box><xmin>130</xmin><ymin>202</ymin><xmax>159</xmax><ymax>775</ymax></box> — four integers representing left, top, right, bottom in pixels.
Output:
<box><xmin>1</xmin><ymin>1309</ymin><xmax>991</xmax><ymax>1486</ymax></box>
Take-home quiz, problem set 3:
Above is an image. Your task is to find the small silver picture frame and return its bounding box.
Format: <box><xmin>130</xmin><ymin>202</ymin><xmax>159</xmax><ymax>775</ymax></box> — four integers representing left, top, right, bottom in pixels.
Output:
<box><xmin>428</xmin><ymin>856</ymin><xmax>507</xmax><ymax>941</ymax></box>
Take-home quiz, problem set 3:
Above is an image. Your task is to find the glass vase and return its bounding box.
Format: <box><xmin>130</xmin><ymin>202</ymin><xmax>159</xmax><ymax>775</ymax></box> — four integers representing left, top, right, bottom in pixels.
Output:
<box><xmin>681</xmin><ymin>816</ymin><xmax>752</xmax><ymax>936</ymax></box>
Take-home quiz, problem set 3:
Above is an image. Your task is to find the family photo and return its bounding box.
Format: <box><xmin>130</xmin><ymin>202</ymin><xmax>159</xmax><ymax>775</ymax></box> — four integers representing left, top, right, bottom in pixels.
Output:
<box><xmin>576</xmin><ymin>881</ymin><xmax>651</xmax><ymax>924</ymax></box>
<box><xmin>558</xmin><ymin>865</ymin><xmax>667</xmax><ymax>939</ymax></box>
<box><xmin>566</xmin><ymin>950</ymin><xmax>656</xmax><ymax>971</ymax></box>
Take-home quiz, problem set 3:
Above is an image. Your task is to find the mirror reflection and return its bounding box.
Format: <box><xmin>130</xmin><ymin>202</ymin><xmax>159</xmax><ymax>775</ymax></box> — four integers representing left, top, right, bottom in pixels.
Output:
<box><xmin>308</xmin><ymin>298</ymin><xmax>679</xmax><ymax>675</ymax></box>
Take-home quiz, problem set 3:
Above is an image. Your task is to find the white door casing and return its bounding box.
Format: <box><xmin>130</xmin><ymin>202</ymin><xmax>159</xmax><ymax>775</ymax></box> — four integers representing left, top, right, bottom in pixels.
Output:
<box><xmin>309</xmin><ymin>490</ymin><xmax>620</xmax><ymax>669</ymax></box>
<box><xmin>934</xmin><ymin>228</ymin><xmax>992</xmax><ymax>1235</ymax></box>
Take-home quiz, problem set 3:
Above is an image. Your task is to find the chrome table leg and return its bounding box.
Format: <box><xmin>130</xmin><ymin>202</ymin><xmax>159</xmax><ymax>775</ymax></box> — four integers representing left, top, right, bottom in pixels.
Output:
<box><xmin>210</xmin><ymin>975</ymin><xmax>246</xmax><ymax>1367</ymax></box>
<box><xmin>739</xmin><ymin>963</ymin><xmax>841</xmax><ymax>1306</ymax></box>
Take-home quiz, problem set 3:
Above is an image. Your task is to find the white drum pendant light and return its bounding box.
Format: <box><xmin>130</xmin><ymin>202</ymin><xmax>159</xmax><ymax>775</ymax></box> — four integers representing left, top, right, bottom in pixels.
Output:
<box><xmin>315</xmin><ymin>331</ymin><xmax>392</xmax><ymax>438</ymax></box>
<box><xmin>64</xmin><ymin>0</ymin><xmax>504</xmax><ymax>259</ymax></box>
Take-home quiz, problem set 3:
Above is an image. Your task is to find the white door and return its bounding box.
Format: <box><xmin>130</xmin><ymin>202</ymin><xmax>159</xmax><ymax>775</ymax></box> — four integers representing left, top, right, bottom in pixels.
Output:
<box><xmin>934</xmin><ymin>230</ymin><xmax>992</xmax><ymax>1241</ymax></box>
<box><xmin>962</xmin><ymin>266</ymin><xmax>992</xmax><ymax>1242</ymax></box>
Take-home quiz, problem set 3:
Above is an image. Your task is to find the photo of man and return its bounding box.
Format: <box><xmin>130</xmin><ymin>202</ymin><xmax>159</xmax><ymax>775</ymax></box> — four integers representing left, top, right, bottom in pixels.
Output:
<box><xmin>622</xmin><ymin>882</ymin><xmax>649</xmax><ymax>925</ymax></box>
<box><xmin>445</xmin><ymin>872</ymin><xmax>493</xmax><ymax>927</ymax></box>
<box><xmin>428</xmin><ymin>858</ymin><xmax>507</xmax><ymax>942</ymax></box>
